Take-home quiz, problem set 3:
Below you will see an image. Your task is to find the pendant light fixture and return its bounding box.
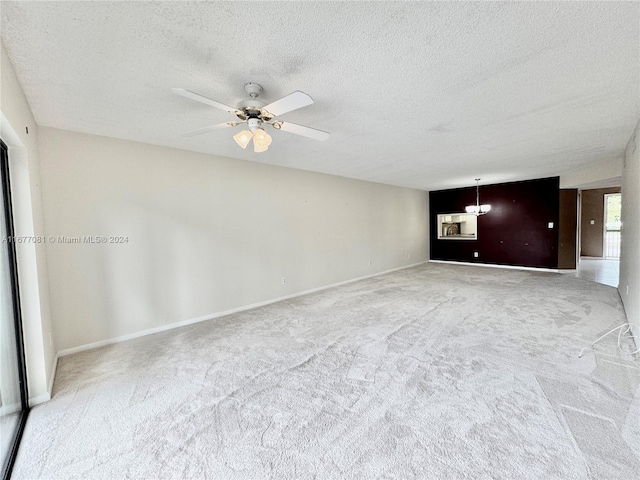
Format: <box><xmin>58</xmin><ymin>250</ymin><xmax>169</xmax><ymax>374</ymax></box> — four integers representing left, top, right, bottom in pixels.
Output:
<box><xmin>465</xmin><ymin>178</ymin><xmax>491</xmax><ymax>216</ymax></box>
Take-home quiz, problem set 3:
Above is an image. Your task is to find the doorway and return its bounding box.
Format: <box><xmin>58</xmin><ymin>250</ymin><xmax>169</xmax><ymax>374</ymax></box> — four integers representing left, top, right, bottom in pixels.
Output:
<box><xmin>0</xmin><ymin>140</ymin><xmax>29</xmax><ymax>479</ymax></box>
<box><xmin>604</xmin><ymin>193</ymin><xmax>622</xmax><ymax>259</ymax></box>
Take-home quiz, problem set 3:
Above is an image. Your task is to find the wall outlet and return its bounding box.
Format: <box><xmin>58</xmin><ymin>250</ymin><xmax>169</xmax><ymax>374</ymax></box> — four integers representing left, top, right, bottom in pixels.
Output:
<box><xmin>590</xmin><ymin>219</ymin><xmax>595</xmax><ymax>225</ymax></box>
<box><xmin>547</xmin><ymin>222</ymin><xmax>554</xmax><ymax>229</ymax></box>
<box><xmin>282</xmin><ymin>277</ymin><xmax>287</xmax><ymax>285</ymax></box>
<box><xmin>473</xmin><ymin>251</ymin><xmax>479</xmax><ymax>258</ymax></box>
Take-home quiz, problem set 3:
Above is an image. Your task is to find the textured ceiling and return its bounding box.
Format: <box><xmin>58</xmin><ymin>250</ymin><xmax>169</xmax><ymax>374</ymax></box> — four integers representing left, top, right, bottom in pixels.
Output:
<box><xmin>1</xmin><ymin>1</ymin><xmax>638</xmax><ymax>191</ymax></box>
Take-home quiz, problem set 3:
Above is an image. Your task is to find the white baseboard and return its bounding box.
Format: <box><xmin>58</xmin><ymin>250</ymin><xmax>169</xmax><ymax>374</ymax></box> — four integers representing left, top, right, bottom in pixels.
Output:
<box><xmin>5</xmin><ymin>390</ymin><xmax>51</xmax><ymax>409</ymax></box>
<box><xmin>23</xmin><ymin>354</ymin><xmax>58</xmax><ymax>406</ymax></box>
<box><xmin>47</xmin><ymin>353</ymin><xmax>58</xmax><ymax>394</ymax></box>
<box><xmin>429</xmin><ymin>259</ymin><xmax>561</xmax><ymax>273</ymax></box>
<box><xmin>29</xmin><ymin>392</ymin><xmax>51</xmax><ymax>407</ymax></box>
<box><xmin>0</xmin><ymin>386</ymin><xmax>53</xmax><ymax>409</ymax></box>
<box><xmin>57</xmin><ymin>261</ymin><xmax>428</xmax><ymax>358</ymax></box>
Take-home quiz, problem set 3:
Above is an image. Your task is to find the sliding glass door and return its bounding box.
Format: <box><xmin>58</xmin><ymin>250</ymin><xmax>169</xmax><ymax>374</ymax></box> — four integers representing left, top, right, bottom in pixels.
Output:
<box><xmin>604</xmin><ymin>193</ymin><xmax>622</xmax><ymax>259</ymax></box>
<box><xmin>0</xmin><ymin>140</ymin><xmax>29</xmax><ymax>479</ymax></box>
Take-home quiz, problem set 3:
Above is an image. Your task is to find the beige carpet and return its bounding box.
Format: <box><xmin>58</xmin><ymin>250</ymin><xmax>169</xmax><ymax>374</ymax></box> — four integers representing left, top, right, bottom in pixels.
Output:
<box><xmin>13</xmin><ymin>263</ymin><xmax>640</xmax><ymax>479</ymax></box>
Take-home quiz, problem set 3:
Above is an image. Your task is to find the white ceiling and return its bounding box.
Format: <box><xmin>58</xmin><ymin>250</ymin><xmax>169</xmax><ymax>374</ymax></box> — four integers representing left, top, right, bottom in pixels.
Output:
<box><xmin>2</xmin><ymin>1</ymin><xmax>638</xmax><ymax>191</ymax></box>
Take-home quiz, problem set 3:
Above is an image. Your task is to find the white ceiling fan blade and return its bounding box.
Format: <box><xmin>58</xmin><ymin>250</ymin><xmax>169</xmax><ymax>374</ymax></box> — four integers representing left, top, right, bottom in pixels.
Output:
<box><xmin>276</xmin><ymin>121</ymin><xmax>330</xmax><ymax>141</ymax></box>
<box><xmin>262</xmin><ymin>91</ymin><xmax>314</xmax><ymax>117</ymax></box>
<box><xmin>172</xmin><ymin>88</ymin><xmax>239</xmax><ymax>114</ymax></box>
<box><xmin>179</xmin><ymin>122</ymin><xmax>239</xmax><ymax>137</ymax></box>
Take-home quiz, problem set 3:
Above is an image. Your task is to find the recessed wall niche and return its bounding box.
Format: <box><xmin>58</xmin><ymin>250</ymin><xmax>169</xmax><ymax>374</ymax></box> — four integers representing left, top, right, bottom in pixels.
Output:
<box><xmin>437</xmin><ymin>213</ymin><xmax>477</xmax><ymax>240</ymax></box>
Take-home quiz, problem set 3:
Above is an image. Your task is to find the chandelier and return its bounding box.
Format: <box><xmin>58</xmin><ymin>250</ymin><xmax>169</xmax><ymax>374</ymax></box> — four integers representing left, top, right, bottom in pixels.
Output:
<box><xmin>465</xmin><ymin>179</ymin><xmax>491</xmax><ymax>216</ymax></box>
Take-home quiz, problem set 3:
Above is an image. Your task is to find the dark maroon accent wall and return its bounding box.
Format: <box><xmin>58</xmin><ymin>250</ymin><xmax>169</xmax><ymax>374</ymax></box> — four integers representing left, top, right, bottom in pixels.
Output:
<box><xmin>429</xmin><ymin>177</ymin><xmax>560</xmax><ymax>268</ymax></box>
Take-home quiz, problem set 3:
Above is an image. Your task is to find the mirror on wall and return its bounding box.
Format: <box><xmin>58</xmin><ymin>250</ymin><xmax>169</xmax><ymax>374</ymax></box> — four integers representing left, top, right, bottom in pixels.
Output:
<box><xmin>437</xmin><ymin>213</ymin><xmax>478</xmax><ymax>240</ymax></box>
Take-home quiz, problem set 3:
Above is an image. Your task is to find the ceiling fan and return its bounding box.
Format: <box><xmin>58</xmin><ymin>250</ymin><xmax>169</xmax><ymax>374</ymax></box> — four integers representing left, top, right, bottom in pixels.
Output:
<box><xmin>172</xmin><ymin>83</ymin><xmax>329</xmax><ymax>152</ymax></box>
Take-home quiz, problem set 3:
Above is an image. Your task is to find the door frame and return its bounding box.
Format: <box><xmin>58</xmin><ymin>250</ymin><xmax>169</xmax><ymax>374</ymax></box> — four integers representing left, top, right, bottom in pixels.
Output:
<box><xmin>1</xmin><ymin>139</ymin><xmax>30</xmax><ymax>480</ymax></box>
<box><xmin>603</xmin><ymin>192</ymin><xmax>622</xmax><ymax>259</ymax></box>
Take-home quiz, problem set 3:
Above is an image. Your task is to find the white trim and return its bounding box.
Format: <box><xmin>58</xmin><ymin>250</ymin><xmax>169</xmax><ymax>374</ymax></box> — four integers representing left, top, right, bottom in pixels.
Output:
<box><xmin>2</xmin><ymin>111</ymin><xmax>53</xmax><ymax>405</ymax></box>
<box><xmin>57</xmin><ymin>261</ymin><xmax>428</xmax><ymax>358</ymax></box>
<box><xmin>429</xmin><ymin>259</ymin><xmax>561</xmax><ymax>273</ymax></box>
<box><xmin>29</xmin><ymin>392</ymin><xmax>50</xmax><ymax>406</ymax></box>
<box><xmin>1</xmin><ymin>112</ymin><xmax>24</xmax><ymax>147</ymax></box>
<box><xmin>46</xmin><ymin>353</ymin><xmax>58</xmax><ymax>396</ymax></box>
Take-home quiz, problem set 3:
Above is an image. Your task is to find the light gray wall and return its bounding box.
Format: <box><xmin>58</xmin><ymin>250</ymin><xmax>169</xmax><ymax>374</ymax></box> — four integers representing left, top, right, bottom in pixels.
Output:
<box><xmin>0</xmin><ymin>41</ymin><xmax>55</xmax><ymax>403</ymax></box>
<box><xmin>619</xmin><ymin>119</ymin><xmax>640</xmax><ymax>346</ymax></box>
<box><xmin>37</xmin><ymin>127</ymin><xmax>430</xmax><ymax>353</ymax></box>
<box><xmin>560</xmin><ymin>157</ymin><xmax>622</xmax><ymax>189</ymax></box>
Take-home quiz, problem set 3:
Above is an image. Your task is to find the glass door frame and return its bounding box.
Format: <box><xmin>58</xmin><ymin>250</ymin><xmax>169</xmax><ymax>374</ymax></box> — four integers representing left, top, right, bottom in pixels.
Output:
<box><xmin>0</xmin><ymin>139</ymin><xmax>30</xmax><ymax>480</ymax></box>
<box><xmin>603</xmin><ymin>192</ymin><xmax>622</xmax><ymax>259</ymax></box>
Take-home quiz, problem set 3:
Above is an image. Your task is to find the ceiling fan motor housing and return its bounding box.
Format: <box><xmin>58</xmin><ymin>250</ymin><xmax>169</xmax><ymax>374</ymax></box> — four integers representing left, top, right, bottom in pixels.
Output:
<box><xmin>244</xmin><ymin>82</ymin><xmax>263</xmax><ymax>98</ymax></box>
<box><xmin>236</xmin><ymin>98</ymin><xmax>267</xmax><ymax>121</ymax></box>
<box><xmin>247</xmin><ymin>117</ymin><xmax>263</xmax><ymax>131</ymax></box>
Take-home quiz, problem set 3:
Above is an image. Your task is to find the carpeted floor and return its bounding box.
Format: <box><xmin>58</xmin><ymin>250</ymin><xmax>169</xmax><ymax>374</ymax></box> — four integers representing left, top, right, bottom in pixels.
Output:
<box><xmin>13</xmin><ymin>263</ymin><xmax>640</xmax><ymax>479</ymax></box>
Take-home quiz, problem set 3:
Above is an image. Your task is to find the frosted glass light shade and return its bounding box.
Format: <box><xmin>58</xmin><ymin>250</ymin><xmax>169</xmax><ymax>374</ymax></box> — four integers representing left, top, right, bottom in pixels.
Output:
<box><xmin>253</xmin><ymin>128</ymin><xmax>272</xmax><ymax>149</ymax></box>
<box><xmin>253</xmin><ymin>128</ymin><xmax>272</xmax><ymax>152</ymax></box>
<box><xmin>233</xmin><ymin>130</ymin><xmax>253</xmax><ymax>149</ymax></box>
<box><xmin>465</xmin><ymin>204</ymin><xmax>491</xmax><ymax>215</ymax></box>
<box><xmin>254</xmin><ymin>142</ymin><xmax>269</xmax><ymax>153</ymax></box>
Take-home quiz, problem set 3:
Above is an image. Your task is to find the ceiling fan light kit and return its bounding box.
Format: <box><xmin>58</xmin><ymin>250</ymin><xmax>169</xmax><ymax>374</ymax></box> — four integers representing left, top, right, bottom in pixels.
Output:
<box><xmin>233</xmin><ymin>130</ymin><xmax>252</xmax><ymax>149</ymax></box>
<box><xmin>232</xmin><ymin>117</ymin><xmax>273</xmax><ymax>152</ymax></box>
<box><xmin>252</xmin><ymin>128</ymin><xmax>272</xmax><ymax>151</ymax></box>
<box><xmin>173</xmin><ymin>82</ymin><xmax>329</xmax><ymax>153</ymax></box>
